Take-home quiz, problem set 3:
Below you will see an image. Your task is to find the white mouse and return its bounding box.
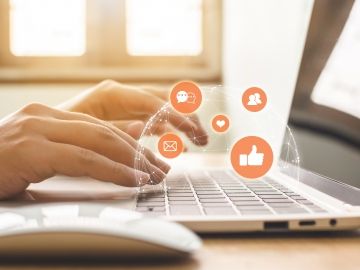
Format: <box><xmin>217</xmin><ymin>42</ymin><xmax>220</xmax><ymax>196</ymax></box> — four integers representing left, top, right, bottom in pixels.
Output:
<box><xmin>0</xmin><ymin>203</ymin><xmax>202</xmax><ymax>258</ymax></box>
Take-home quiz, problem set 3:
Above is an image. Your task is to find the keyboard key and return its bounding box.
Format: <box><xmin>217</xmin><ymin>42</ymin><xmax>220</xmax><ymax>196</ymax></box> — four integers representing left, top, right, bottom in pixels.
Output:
<box><xmin>254</xmin><ymin>191</ymin><xmax>282</xmax><ymax>195</ymax></box>
<box><xmin>194</xmin><ymin>188</ymin><xmax>220</xmax><ymax>191</ymax></box>
<box><xmin>169</xmin><ymin>201</ymin><xmax>197</xmax><ymax>205</ymax></box>
<box><xmin>204</xmin><ymin>207</ymin><xmax>236</xmax><ymax>215</ymax></box>
<box><xmin>167</xmin><ymin>189</ymin><xmax>192</xmax><ymax>193</ymax></box>
<box><xmin>267</xmin><ymin>203</ymin><xmax>297</xmax><ymax>208</ymax></box>
<box><xmin>263</xmin><ymin>199</ymin><xmax>293</xmax><ymax>203</ymax></box>
<box><xmin>167</xmin><ymin>193</ymin><xmax>195</xmax><ymax>197</ymax></box>
<box><xmin>225</xmin><ymin>190</ymin><xmax>252</xmax><ymax>194</ymax></box>
<box><xmin>236</xmin><ymin>205</ymin><xmax>269</xmax><ymax>210</ymax></box>
<box><xmin>196</xmin><ymin>191</ymin><xmax>223</xmax><ymax>195</ymax></box>
<box><xmin>138</xmin><ymin>193</ymin><xmax>164</xmax><ymax>198</ymax></box>
<box><xmin>137</xmin><ymin>198</ymin><xmax>164</xmax><ymax>202</ymax></box>
<box><xmin>233</xmin><ymin>201</ymin><xmax>265</xmax><ymax>206</ymax></box>
<box><xmin>137</xmin><ymin>202</ymin><xmax>165</xmax><ymax>207</ymax></box>
<box><xmin>250</xmin><ymin>189</ymin><xmax>276</xmax><ymax>192</ymax></box>
<box><xmin>219</xmin><ymin>183</ymin><xmax>244</xmax><ymax>187</ymax></box>
<box><xmin>168</xmin><ymin>197</ymin><xmax>195</xmax><ymax>201</ymax></box>
<box><xmin>258</xmin><ymin>194</ymin><xmax>287</xmax><ymax>199</ymax></box>
<box><xmin>288</xmin><ymin>195</ymin><xmax>306</xmax><ymax>200</ymax></box>
<box><xmin>229</xmin><ymin>197</ymin><xmax>260</xmax><ymax>201</ymax></box>
<box><xmin>222</xmin><ymin>187</ymin><xmax>247</xmax><ymax>190</ymax></box>
<box><xmin>167</xmin><ymin>188</ymin><xmax>192</xmax><ymax>192</ymax></box>
<box><xmin>228</xmin><ymin>193</ymin><xmax>257</xmax><ymax>198</ymax></box>
<box><xmin>170</xmin><ymin>206</ymin><xmax>201</xmax><ymax>215</ymax></box>
<box><xmin>197</xmin><ymin>194</ymin><xmax>225</xmax><ymax>199</ymax></box>
<box><xmin>199</xmin><ymin>198</ymin><xmax>228</xmax><ymax>203</ymax></box>
<box><xmin>201</xmin><ymin>203</ymin><xmax>231</xmax><ymax>207</ymax></box>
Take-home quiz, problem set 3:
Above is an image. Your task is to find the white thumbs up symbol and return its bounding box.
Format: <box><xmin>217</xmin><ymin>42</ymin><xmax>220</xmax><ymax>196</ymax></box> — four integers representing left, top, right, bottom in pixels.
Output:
<box><xmin>239</xmin><ymin>145</ymin><xmax>264</xmax><ymax>166</ymax></box>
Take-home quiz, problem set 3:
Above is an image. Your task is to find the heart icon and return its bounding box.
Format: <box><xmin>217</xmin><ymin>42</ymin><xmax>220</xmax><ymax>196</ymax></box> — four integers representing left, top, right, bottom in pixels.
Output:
<box><xmin>212</xmin><ymin>114</ymin><xmax>229</xmax><ymax>133</ymax></box>
<box><xmin>216</xmin><ymin>120</ymin><xmax>225</xmax><ymax>128</ymax></box>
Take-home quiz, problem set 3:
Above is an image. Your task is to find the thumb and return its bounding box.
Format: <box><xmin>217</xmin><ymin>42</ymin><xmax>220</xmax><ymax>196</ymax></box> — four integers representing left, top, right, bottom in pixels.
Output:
<box><xmin>250</xmin><ymin>145</ymin><xmax>257</xmax><ymax>155</ymax></box>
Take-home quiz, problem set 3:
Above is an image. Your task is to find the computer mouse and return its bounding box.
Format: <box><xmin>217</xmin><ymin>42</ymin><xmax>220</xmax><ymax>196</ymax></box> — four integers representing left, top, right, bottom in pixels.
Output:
<box><xmin>0</xmin><ymin>203</ymin><xmax>202</xmax><ymax>258</ymax></box>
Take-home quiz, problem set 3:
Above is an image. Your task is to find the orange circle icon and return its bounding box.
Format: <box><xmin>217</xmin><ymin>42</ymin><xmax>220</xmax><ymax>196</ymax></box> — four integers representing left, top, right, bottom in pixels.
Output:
<box><xmin>158</xmin><ymin>133</ymin><xmax>184</xmax><ymax>159</ymax></box>
<box><xmin>230</xmin><ymin>136</ymin><xmax>273</xmax><ymax>179</ymax></box>
<box><xmin>242</xmin><ymin>87</ymin><xmax>267</xmax><ymax>112</ymax></box>
<box><xmin>170</xmin><ymin>81</ymin><xmax>202</xmax><ymax>114</ymax></box>
<box><xmin>211</xmin><ymin>114</ymin><xmax>230</xmax><ymax>133</ymax></box>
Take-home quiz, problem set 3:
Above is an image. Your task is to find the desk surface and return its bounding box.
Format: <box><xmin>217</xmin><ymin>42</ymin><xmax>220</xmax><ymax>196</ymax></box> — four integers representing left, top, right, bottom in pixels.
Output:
<box><xmin>1</xmin><ymin>231</ymin><xmax>359</xmax><ymax>270</ymax></box>
<box><xmin>2</xmin><ymin>154</ymin><xmax>360</xmax><ymax>270</ymax></box>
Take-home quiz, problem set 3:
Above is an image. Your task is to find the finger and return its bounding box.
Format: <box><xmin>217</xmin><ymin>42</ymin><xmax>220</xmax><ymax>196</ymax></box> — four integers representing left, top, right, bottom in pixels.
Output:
<box><xmin>184</xmin><ymin>114</ymin><xmax>208</xmax><ymax>146</ymax></box>
<box><xmin>47</xmin><ymin>142</ymin><xmax>151</xmax><ymax>187</ymax></box>
<box><xmin>140</xmin><ymin>86</ymin><xmax>169</xmax><ymax>101</ymax></box>
<box><xmin>95</xmin><ymin>81</ymin><xmax>207</xmax><ymax>146</ymax></box>
<box><xmin>44</xmin><ymin>108</ymin><xmax>171</xmax><ymax>174</ymax></box>
<box><xmin>104</xmin><ymin>82</ymin><xmax>200</xmax><ymax>138</ymax></box>
<box><xmin>38</xmin><ymin>118</ymin><xmax>167</xmax><ymax>184</ymax></box>
<box><xmin>110</xmin><ymin>120</ymin><xmax>145</xmax><ymax>140</ymax></box>
<box><xmin>139</xmin><ymin>86</ymin><xmax>208</xmax><ymax>145</ymax></box>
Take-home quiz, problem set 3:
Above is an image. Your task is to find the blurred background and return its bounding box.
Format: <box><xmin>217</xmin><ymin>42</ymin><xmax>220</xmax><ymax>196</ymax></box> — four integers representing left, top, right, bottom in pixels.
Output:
<box><xmin>0</xmin><ymin>0</ymin><xmax>359</xmax><ymax>185</ymax></box>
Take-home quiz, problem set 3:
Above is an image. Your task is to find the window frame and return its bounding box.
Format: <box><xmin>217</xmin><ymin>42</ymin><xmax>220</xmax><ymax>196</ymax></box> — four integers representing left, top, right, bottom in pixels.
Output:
<box><xmin>0</xmin><ymin>0</ymin><xmax>222</xmax><ymax>82</ymax></box>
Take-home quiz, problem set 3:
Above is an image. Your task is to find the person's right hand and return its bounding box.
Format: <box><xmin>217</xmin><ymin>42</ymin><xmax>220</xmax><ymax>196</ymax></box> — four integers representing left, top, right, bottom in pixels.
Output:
<box><xmin>0</xmin><ymin>103</ymin><xmax>170</xmax><ymax>200</ymax></box>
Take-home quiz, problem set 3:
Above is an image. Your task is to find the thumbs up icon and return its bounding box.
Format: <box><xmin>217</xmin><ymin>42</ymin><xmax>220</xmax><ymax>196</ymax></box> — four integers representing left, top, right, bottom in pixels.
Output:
<box><xmin>231</xmin><ymin>136</ymin><xmax>273</xmax><ymax>179</ymax></box>
<box><xmin>239</xmin><ymin>145</ymin><xmax>264</xmax><ymax>166</ymax></box>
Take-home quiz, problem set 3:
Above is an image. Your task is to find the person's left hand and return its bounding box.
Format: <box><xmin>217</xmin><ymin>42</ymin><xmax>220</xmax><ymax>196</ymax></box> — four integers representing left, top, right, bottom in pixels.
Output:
<box><xmin>58</xmin><ymin>80</ymin><xmax>208</xmax><ymax>145</ymax></box>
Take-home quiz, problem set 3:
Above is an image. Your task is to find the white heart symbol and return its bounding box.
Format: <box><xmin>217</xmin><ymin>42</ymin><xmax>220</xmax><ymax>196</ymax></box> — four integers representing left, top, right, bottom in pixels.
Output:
<box><xmin>216</xmin><ymin>120</ymin><xmax>225</xmax><ymax>128</ymax></box>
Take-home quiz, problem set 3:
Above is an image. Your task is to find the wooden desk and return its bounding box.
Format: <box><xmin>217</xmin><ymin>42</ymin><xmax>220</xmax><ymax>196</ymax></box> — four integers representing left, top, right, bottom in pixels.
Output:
<box><xmin>0</xmin><ymin>231</ymin><xmax>359</xmax><ymax>270</ymax></box>
<box><xmin>1</xmin><ymin>154</ymin><xmax>359</xmax><ymax>270</ymax></box>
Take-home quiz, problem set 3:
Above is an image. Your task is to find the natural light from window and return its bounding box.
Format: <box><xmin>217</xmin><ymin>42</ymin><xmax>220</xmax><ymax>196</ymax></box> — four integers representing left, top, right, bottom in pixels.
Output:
<box><xmin>312</xmin><ymin>0</ymin><xmax>360</xmax><ymax>118</ymax></box>
<box><xmin>126</xmin><ymin>0</ymin><xmax>203</xmax><ymax>56</ymax></box>
<box><xmin>10</xmin><ymin>0</ymin><xmax>86</xmax><ymax>57</ymax></box>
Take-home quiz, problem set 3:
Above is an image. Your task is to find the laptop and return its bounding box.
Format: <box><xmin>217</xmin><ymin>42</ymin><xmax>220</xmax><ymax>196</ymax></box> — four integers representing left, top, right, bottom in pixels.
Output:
<box><xmin>1</xmin><ymin>0</ymin><xmax>359</xmax><ymax>233</ymax></box>
<box><xmin>133</xmin><ymin>0</ymin><xmax>360</xmax><ymax>232</ymax></box>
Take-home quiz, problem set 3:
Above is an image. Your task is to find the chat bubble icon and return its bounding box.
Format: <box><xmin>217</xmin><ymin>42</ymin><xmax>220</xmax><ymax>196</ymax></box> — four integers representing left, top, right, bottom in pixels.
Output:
<box><xmin>186</xmin><ymin>92</ymin><xmax>196</xmax><ymax>104</ymax></box>
<box><xmin>176</xmin><ymin>90</ymin><xmax>188</xmax><ymax>103</ymax></box>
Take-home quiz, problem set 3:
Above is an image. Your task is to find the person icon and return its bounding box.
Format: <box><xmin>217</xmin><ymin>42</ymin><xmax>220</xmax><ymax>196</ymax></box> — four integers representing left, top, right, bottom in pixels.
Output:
<box><xmin>247</xmin><ymin>93</ymin><xmax>262</xmax><ymax>106</ymax></box>
<box><xmin>242</xmin><ymin>87</ymin><xmax>267</xmax><ymax>112</ymax></box>
<box><xmin>247</xmin><ymin>94</ymin><xmax>257</xmax><ymax>106</ymax></box>
<box><xmin>254</xmin><ymin>93</ymin><xmax>262</xmax><ymax>104</ymax></box>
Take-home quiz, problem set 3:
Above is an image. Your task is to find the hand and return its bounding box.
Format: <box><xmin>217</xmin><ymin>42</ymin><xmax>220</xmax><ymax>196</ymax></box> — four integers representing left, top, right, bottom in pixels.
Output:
<box><xmin>58</xmin><ymin>80</ymin><xmax>208</xmax><ymax>145</ymax></box>
<box><xmin>0</xmin><ymin>103</ymin><xmax>170</xmax><ymax>200</ymax></box>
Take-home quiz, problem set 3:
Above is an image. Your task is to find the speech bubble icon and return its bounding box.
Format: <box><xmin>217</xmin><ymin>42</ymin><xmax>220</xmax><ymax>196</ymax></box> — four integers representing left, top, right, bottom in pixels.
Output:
<box><xmin>176</xmin><ymin>90</ymin><xmax>188</xmax><ymax>103</ymax></box>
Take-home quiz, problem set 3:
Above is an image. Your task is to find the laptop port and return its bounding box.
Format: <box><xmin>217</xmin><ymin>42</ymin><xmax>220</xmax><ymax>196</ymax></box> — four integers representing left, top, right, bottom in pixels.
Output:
<box><xmin>264</xmin><ymin>221</ymin><xmax>289</xmax><ymax>231</ymax></box>
<box><xmin>299</xmin><ymin>220</ymin><xmax>316</xmax><ymax>226</ymax></box>
<box><xmin>330</xmin><ymin>219</ymin><xmax>337</xmax><ymax>226</ymax></box>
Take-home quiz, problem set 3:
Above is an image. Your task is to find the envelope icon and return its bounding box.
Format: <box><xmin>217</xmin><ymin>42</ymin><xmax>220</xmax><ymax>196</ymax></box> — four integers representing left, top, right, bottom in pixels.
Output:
<box><xmin>163</xmin><ymin>141</ymin><xmax>178</xmax><ymax>152</ymax></box>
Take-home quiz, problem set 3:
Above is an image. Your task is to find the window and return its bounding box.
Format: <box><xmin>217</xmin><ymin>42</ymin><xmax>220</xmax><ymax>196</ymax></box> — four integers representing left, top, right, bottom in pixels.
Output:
<box><xmin>126</xmin><ymin>0</ymin><xmax>203</xmax><ymax>56</ymax></box>
<box><xmin>10</xmin><ymin>0</ymin><xmax>86</xmax><ymax>57</ymax></box>
<box><xmin>0</xmin><ymin>0</ymin><xmax>221</xmax><ymax>82</ymax></box>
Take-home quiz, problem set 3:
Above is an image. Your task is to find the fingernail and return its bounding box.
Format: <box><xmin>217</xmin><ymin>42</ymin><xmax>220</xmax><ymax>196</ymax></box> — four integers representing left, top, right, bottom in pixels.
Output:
<box><xmin>150</xmin><ymin>169</ymin><xmax>166</xmax><ymax>185</ymax></box>
<box><xmin>138</xmin><ymin>173</ymin><xmax>151</xmax><ymax>186</ymax></box>
<box><xmin>157</xmin><ymin>158</ymin><xmax>171</xmax><ymax>173</ymax></box>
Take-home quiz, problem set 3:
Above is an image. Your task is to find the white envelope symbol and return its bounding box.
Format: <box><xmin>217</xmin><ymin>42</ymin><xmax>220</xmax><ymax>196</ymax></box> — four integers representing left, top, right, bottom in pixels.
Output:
<box><xmin>163</xmin><ymin>141</ymin><xmax>177</xmax><ymax>152</ymax></box>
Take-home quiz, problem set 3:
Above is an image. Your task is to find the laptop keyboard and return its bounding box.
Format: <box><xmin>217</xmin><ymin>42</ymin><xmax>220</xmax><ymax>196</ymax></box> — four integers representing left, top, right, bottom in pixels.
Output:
<box><xmin>136</xmin><ymin>170</ymin><xmax>328</xmax><ymax>216</ymax></box>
